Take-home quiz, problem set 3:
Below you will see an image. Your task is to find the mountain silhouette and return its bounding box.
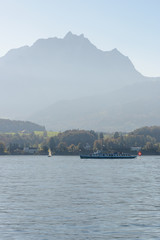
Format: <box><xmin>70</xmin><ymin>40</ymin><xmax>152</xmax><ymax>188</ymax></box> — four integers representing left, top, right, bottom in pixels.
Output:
<box><xmin>0</xmin><ymin>32</ymin><xmax>159</xmax><ymax>131</ymax></box>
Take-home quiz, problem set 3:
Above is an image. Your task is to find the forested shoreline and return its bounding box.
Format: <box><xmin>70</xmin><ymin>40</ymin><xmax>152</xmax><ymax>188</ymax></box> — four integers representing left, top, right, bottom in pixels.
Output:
<box><xmin>0</xmin><ymin>126</ymin><xmax>160</xmax><ymax>155</ymax></box>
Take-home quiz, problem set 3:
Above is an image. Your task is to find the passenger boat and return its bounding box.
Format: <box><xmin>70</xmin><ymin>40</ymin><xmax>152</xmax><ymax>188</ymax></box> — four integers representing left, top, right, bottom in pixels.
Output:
<box><xmin>80</xmin><ymin>151</ymin><xmax>137</xmax><ymax>159</ymax></box>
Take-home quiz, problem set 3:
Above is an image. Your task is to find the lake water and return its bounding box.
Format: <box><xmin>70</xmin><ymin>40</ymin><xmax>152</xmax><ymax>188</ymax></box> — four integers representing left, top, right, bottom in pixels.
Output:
<box><xmin>0</xmin><ymin>155</ymin><xmax>160</xmax><ymax>239</ymax></box>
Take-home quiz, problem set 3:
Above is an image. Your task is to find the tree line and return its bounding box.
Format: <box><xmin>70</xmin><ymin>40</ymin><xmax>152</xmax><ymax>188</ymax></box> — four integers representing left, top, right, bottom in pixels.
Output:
<box><xmin>0</xmin><ymin>126</ymin><xmax>160</xmax><ymax>155</ymax></box>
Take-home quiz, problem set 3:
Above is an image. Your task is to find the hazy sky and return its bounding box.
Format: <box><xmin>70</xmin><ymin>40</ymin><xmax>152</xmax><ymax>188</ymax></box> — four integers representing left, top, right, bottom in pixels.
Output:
<box><xmin>0</xmin><ymin>0</ymin><xmax>160</xmax><ymax>77</ymax></box>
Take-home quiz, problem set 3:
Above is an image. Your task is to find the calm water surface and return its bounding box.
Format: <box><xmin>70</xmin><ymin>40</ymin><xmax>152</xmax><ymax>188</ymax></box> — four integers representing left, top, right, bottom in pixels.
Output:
<box><xmin>0</xmin><ymin>155</ymin><xmax>160</xmax><ymax>239</ymax></box>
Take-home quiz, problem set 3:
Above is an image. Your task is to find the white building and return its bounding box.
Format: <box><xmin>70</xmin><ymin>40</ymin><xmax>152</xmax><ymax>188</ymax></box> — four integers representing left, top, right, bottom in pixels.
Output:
<box><xmin>23</xmin><ymin>147</ymin><xmax>38</xmax><ymax>154</ymax></box>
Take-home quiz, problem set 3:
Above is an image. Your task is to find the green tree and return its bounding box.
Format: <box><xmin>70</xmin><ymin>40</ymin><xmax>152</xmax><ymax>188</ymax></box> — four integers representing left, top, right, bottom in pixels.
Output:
<box><xmin>77</xmin><ymin>143</ymin><xmax>84</xmax><ymax>152</ymax></box>
<box><xmin>57</xmin><ymin>142</ymin><xmax>67</xmax><ymax>153</ymax></box>
<box><xmin>68</xmin><ymin>144</ymin><xmax>76</xmax><ymax>153</ymax></box>
<box><xmin>93</xmin><ymin>140</ymin><xmax>102</xmax><ymax>151</ymax></box>
<box><xmin>99</xmin><ymin>132</ymin><xmax>104</xmax><ymax>140</ymax></box>
<box><xmin>114</xmin><ymin>132</ymin><xmax>120</xmax><ymax>139</ymax></box>
<box><xmin>0</xmin><ymin>142</ymin><xmax>5</xmax><ymax>154</ymax></box>
<box><xmin>48</xmin><ymin>137</ymin><xmax>56</xmax><ymax>152</ymax></box>
<box><xmin>41</xmin><ymin>145</ymin><xmax>48</xmax><ymax>154</ymax></box>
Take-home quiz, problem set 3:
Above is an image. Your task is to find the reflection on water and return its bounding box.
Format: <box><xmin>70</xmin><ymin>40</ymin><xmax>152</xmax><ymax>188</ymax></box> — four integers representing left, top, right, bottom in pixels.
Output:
<box><xmin>0</xmin><ymin>155</ymin><xmax>160</xmax><ymax>239</ymax></box>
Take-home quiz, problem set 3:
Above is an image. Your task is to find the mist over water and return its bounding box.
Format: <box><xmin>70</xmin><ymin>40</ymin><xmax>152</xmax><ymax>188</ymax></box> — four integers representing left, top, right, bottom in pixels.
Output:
<box><xmin>0</xmin><ymin>155</ymin><xmax>160</xmax><ymax>239</ymax></box>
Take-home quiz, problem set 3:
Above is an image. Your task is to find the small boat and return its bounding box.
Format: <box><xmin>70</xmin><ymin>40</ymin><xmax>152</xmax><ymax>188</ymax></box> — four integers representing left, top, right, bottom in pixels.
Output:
<box><xmin>48</xmin><ymin>148</ymin><xmax>52</xmax><ymax>157</ymax></box>
<box><xmin>80</xmin><ymin>151</ymin><xmax>137</xmax><ymax>159</ymax></box>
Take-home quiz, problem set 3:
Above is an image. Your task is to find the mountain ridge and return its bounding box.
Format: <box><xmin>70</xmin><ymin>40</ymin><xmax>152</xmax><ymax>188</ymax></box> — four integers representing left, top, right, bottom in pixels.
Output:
<box><xmin>0</xmin><ymin>32</ymin><xmax>160</xmax><ymax>131</ymax></box>
<box><xmin>30</xmin><ymin>80</ymin><xmax>160</xmax><ymax>132</ymax></box>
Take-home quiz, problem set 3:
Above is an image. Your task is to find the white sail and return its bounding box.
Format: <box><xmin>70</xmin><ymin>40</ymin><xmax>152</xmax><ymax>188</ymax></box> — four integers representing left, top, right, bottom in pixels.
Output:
<box><xmin>48</xmin><ymin>148</ymin><xmax>52</xmax><ymax>157</ymax></box>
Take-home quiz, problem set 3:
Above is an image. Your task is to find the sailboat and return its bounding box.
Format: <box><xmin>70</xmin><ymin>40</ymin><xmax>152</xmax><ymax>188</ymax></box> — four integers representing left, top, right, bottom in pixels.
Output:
<box><xmin>48</xmin><ymin>148</ymin><xmax>52</xmax><ymax>157</ymax></box>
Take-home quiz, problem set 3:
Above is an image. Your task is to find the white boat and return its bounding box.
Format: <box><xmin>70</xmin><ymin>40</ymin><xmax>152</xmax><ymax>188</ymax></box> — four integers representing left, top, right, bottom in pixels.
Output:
<box><xmin>48</xmin><ymin>148</ymin><xmax>52</xmax><ymax>157</ymax></box>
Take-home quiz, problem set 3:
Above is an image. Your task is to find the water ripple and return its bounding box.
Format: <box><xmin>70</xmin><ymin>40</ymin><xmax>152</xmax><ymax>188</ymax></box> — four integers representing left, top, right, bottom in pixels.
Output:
<box><xmin>0</xmin><ymin>155</ymin><xmax>160</xmax><ymax>239</ymax></box>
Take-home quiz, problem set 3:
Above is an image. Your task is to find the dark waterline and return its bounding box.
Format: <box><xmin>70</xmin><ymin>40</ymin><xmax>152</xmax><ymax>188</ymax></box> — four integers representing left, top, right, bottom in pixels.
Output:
<box><xmin>0</xmin><ymin>155</ymin><xmax>160</xmax><ymax>239</ymax></box>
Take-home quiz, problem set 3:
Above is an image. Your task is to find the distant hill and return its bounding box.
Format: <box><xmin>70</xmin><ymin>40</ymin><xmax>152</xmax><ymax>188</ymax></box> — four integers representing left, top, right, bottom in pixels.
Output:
<box><xmin>30</xmin><ymin>81</ymin><xmax>160</xmax><ymax>132</ymax></box>
<box><xmin>0</xmin><ymin>119</ymin><xmax>45</xmax><ymax>133</ymax></box>
<box><xmin>130</xmin><ymin>126</ymin><xmax>160</xmax><ymax>142</ymax></box>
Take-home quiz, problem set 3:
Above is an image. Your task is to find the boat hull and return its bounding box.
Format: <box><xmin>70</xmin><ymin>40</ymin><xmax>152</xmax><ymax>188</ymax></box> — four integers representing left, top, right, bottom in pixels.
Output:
<box><xmin>80</xmin><ymin>155</ymin><xmax>137</xmax><ymax>159</ymax></box>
